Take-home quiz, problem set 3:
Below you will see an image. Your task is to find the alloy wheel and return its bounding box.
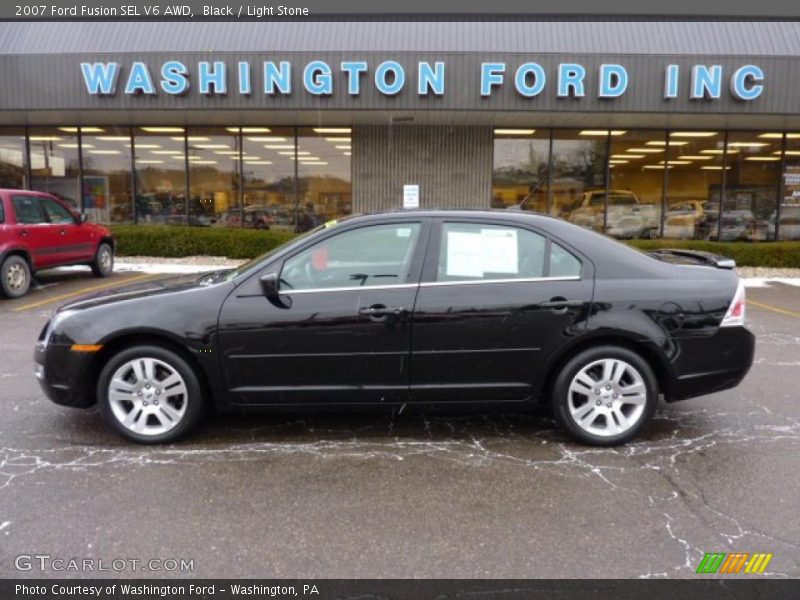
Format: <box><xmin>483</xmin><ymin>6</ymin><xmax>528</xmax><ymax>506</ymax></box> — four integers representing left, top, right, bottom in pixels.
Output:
<box><xmin>567</xmin><ymin>358</ymin><xmax>648</xmax><ymax>438</ymax></box>
<box><xmin>5</xmin><ymin>263</ymin><xmax>27</xmax><ymax>291</ymax></box>
<box><xmin>107</xmin><ymin>357</ymin><xmax>188</xmax><ymax>436</ymax></box>
<box><xmin>99</xmin><ymin>246</ymin><xmax>113</xmax><ymax>272</ymax></box>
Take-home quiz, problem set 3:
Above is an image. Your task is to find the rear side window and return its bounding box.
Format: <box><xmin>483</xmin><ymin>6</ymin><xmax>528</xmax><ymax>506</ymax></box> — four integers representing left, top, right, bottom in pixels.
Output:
<box><xmin>550</xmin><ymin>242</ymin><xmax>582</xmax><ymax>277</ymax></box>
<box><xmin>11</xmin><ymin>195</ymin><xmax>46</xmax><ymax>225</ymax></box>
<box><xmin>0</xmin><ymin>199</ymin><xmax>4</xmax><ymax>224</ymax></box>
<box><xmin>437</xmin><ymin>223</ymin><xmax>581</xmax><ymax>282</ymax></box>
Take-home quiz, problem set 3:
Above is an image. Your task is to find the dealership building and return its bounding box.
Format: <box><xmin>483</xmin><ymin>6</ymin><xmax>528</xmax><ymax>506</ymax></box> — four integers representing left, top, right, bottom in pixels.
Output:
<box><xmin>1</xmin><ymin>21</ymin><xmax>800</xmax><ymax>240</ymax></box>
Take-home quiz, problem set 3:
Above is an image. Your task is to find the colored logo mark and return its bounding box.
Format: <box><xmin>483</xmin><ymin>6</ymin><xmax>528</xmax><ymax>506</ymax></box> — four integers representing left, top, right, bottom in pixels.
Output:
<box><xmin>696</xmin><ymin>552</ymin><xmax>773</xmax><ymax>574</ymax></box>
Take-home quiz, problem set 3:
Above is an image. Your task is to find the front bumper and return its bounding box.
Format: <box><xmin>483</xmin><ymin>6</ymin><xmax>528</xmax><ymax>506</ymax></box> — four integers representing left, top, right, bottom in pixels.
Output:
<box><xmin>34</xmin><ymin>341</ymin><xmax>96</xmax><ymax>408</ymax></box>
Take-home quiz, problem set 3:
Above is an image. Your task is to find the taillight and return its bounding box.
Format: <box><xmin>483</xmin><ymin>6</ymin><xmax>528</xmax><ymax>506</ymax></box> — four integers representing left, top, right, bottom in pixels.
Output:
<box><xmin>721</xmin><ymin>280</ymin><xmax>746</xmax><ymax>327</ymax></box>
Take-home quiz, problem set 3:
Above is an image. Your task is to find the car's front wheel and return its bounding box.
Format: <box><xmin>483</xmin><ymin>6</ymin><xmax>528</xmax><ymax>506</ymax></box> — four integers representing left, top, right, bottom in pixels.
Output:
<box><xmin>91</xmin><ymin>242</ymin><xmax>114</xmax><ymax>277</ymax></box>
<box><xmin>552</xmin><ymin>346</ymin><xmax>658</xmax><ymax>446</ymax></box>
<box><xmin>97</xmin><ymin>345</ymin><xmax>204</xmax><ymax>443</ymax></box>
<box><xmin>1</xmin><ymin>255</ymin><xmax>31</xmax><ymax>298</ymax></box>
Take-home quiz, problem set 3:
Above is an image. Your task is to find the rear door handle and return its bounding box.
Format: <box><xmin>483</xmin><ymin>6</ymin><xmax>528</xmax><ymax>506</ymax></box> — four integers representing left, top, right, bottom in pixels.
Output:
<box><xmin>540</xmin><ymin>298</ymin><xmax>584</xmax><ymax>309</ymax></box>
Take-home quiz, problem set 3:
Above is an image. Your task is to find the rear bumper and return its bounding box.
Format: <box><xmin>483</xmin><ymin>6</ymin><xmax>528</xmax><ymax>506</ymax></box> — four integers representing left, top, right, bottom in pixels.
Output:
<box><xmin>667</xmin><ymin>326</ymin><xmax>756</xmax><ymax>402</ymax></box>
<box><xmin>34</xmin><ymin>341</ymin><xmax>96</xmax><ymax>408</ymax></box>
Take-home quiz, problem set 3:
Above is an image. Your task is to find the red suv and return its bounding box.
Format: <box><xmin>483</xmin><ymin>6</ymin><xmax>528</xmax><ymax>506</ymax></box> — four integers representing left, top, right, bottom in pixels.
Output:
<box><xmin>0</xmin><ymin>189</ymin><xmax>115</xmax><ymax>298</ymax></box>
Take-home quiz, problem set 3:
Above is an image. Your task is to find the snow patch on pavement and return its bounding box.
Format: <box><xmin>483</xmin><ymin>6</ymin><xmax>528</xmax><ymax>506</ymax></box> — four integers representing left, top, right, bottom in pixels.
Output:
<box><xmin>743</xmin><ymin>278</ymin><xmax>800</xmax><ymax>288</ymax></box>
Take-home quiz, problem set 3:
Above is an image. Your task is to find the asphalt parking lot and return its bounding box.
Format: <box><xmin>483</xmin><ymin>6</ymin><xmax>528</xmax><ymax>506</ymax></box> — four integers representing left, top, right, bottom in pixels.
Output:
<box><xmin>0</xmin><ymin>268</ymin><xmax>798</xmax><ymax>579</ymax></box>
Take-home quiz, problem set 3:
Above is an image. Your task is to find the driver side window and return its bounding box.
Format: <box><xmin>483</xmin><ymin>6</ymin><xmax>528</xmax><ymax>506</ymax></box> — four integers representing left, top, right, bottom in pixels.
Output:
<box><xmin>280</xmin><ymin>223</ymin><xmax>422</xmax><ymax>291</ymax></box>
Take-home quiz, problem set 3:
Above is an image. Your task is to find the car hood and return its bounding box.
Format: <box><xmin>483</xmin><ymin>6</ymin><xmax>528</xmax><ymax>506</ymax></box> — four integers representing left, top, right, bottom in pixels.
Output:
<box><xmin>57</xmin><ymin>271</ymin><xmax>230</xmax><ymax>313</ymax></box>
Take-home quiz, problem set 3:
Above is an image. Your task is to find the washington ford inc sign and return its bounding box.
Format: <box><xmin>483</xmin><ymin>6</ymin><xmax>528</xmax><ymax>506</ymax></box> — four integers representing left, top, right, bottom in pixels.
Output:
<box><xmin>79</xmin><ymin>60</ymin><xmax>766</xmax><ymax>101</ymax></box>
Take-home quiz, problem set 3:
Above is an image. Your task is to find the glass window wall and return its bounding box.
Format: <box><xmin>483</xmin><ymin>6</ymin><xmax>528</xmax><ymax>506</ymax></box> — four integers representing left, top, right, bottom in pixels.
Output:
<box><xmin>81</xmin><ymin>127</ymin><xmax>133</xmax><ymax>224</ymax></box>
<box><xmin>491</xmin><ymin>129</ymin><xmax>550</xmax><ymax>212</ymax></box>
<box><xmin>29</xmin><ymin>127</ymin><xmax>81</xmax><ymax>210</ymax></box>
<box><xmin>723</xmin><ymin>132</ymin><xmax>781</xmax><ymax>241</ymax></box>
<box><xmin>0</xmin><ymin>128</ymin><xmax>27</xmax><ymax>189</ymax></box>
<box><xmin>296</xmin><ymin>127</ymin><xmax>352</xmax><ymax>231</ymax></box>
<box><xmin>133</xmin><ymin>127</ymin><xmax>188</xmax><ymax>225</ymax></box>
<box><xmin>550</xmin><ymin>129</ymin><xmax>609</xmax><ymax>231</ymax></box>
<box><xmin>187</xmin><ymin>128</ymin><xmax>241</xmax><ymax>227</ymax></box>
<box><xmin>779</xmin><ymin>134</ymin><xmax>800</xmax><ymax>241</ymax></box>
<box><xmin>655</xmin><ymin>131</ymin><xmax>725</xmax><ymax>240</ymax></box>
<box><xmin>607</xmin><ymin>130</ymin><xmax>665</xmax><ymax>239</ymax></box>
<box><xmin>240</xmin><ymin>127</ymin><xmax>296</xmax><ymax>231</ymax></box>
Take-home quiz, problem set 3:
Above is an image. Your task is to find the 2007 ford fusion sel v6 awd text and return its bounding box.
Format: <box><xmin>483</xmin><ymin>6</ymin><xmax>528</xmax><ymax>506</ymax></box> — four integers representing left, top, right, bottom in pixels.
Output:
<box><xmin>34</xmin><ymin>210</ymin><xmax>754</xmax><ymax>445</ymax></box>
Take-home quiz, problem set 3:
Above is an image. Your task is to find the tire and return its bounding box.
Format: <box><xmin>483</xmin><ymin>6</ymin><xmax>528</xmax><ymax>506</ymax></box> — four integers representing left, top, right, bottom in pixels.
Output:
<box><xmin>97</xmin><ymin>345</ymin><xmax>205</xmax><ymax>444</ymax></box>
<box><xmin>552</xmin><ymin>345</ymin><xmax>658</xmax><ymax>446</ymax></box>
<box><xmin>0</xmin><ymin>255</ymin><xmax>31</xmax><ymax>298</ymax></box>
<box><xmin>90</xmin><ymin>242</ymin><xmax>114</xmax><ymax>277</ymax></box>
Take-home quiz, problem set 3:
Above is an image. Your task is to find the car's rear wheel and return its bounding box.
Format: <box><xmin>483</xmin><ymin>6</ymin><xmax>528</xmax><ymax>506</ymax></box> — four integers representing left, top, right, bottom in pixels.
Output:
<box><xmin>1</xmin><ymin>255</ymin><xmax>31</xmax><ymax>298</ymax></box>
<box><xmin>97</xmin><ymin>345</ymin><xmax>204</xmax><ymax>444</ymax></box>
<box><xmin>91</xmin><ymin>242</ymin><xmax>114</xmax><ymax>277</ymax></box>
<box><xmin>552</xmin><ymin>345</ymin><xmax>658</xmax><ymax>446</ymax></box>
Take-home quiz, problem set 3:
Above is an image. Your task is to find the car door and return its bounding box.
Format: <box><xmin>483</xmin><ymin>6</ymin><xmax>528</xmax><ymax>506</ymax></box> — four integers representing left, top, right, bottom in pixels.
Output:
<box><xmin>10</xmin><ymin>194</ymin><xmax>61</xmax><ymax>270</ymax></box>
<box><xmin>410</xmin><ymin>218</ymin><xmax>594</xmax><ymax>403</ymax></box>
<box><xmin>218</xmin><ymin>219</ymin><xmax>429</xmax><ymax>405</ymax></box>
<box><xmin>40</xmin><ymin>196</ymin><xmax>92</xmax><ymax>264</ymax></box>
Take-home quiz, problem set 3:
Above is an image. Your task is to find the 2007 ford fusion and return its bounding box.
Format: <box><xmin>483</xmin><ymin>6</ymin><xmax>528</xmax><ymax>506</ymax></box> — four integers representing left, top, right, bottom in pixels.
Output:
<box><xmin>34</xmin><ymin>210</ymin><xmax>754</xmax><ymax>445</ymax></box>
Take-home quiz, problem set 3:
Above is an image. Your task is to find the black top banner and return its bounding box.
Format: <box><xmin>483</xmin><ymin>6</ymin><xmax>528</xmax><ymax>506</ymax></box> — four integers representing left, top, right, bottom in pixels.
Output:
<box><xmin>3</xmin><ymin>0</ymin><xmax>800</xmax><ymax>20</ymax></box>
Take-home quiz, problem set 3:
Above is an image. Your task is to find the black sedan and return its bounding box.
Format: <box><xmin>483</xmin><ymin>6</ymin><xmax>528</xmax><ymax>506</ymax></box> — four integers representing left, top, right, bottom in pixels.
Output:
<box><xmin>34</xmin><ymin>210</ymin><xmax>755</xmax><ymax>445</ymax></box>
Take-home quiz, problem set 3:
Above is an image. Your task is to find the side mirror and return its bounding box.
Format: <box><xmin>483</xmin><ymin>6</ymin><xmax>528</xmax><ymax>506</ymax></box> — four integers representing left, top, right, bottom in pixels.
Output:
<box><xmin>260</xmin><ymin>272</ymin><xmax>290</xmax><ymax>308</ymax></box>
<box><xmin>78</xmin><ymin>213</ymin><xmax>88</xmax><ymax>224</ymax></box>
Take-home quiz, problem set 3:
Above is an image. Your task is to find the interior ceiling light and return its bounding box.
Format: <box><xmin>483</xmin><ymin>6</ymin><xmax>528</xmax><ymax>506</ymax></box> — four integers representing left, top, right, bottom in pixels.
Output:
<box><xmin>727</xmin><ymin>142</ymin><xmax>769</xmax><ymax>148</ymax></box>
<box><xmin>59</xmin><ymin>127</ymin><xmax>105</xmax><ymax>133</ymax></box>
<box><xmin>141</xmin><ymin>127</ymin><xmax>184</xmax><ymax>133</ymax></box>
<box><xmin>757</xmin><ymin>133</ymin><xmax>800</xmax><ymax>139</ymax></box>
<box><xmin>494</xmin><ymin>129</ymin><xmax>536</xmax><ymax>135</ymax></box>
<box><xmin>313</xmin><ymin>128</ymin><xmax>352</xmax><ymax>133</ymax></box>
<box><xmin>226</xmin><ymin>127</ymin><xmax>272</xmax><ymax>133</ymax></box>
<box><xmin>670</xmin><ymin>131</ymin><xmax>717</xmax><ymax>137</ymax></box>
<box><xmin>579</xmin><ymin>130</ymin><xmax>626</xmax><ymax>136</ymax></box>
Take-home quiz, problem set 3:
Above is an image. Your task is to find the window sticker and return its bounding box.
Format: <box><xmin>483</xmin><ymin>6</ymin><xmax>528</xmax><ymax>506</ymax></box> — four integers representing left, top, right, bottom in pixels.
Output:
<box><xmin>396</xmin><ymin>227</ymin><xmax>412</xmax><ymax>238</ymax></box>
<box><xmin>445</xmin><ymin>231</ymin><xmax>484</xmax><ymax>277</ymax></box>
<box><xmin>480</xmin><ymin>228</ymin><xmax>518</xmax><ymax>274</ymax></box>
